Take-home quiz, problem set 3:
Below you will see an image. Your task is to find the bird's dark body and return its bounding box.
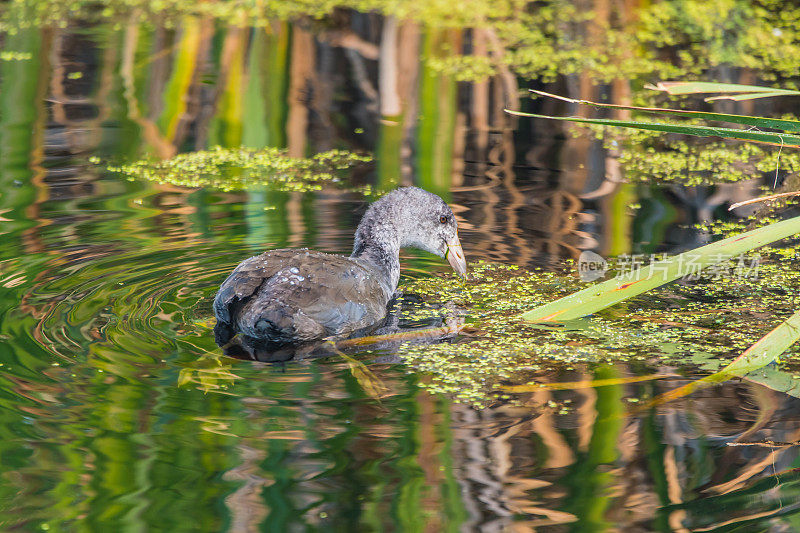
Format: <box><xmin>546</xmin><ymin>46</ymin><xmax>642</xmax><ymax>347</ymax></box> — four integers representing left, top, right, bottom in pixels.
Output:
<box><xmin>213</xmin><ymin>249</ymin><xmax>393</xmax><ymax>344</ymax></box>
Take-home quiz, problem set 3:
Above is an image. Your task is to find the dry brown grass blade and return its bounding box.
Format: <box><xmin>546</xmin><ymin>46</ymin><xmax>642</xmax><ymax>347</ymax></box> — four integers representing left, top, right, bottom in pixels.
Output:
<box><xmin>504</xmin><ymin>373</ymin><xmax>674</xmax><ymax>393</ymax></box>
<box><xmin>728</xmin><ymin>190</ymin><xmax>800</xmax><ymax>210</ymax></box>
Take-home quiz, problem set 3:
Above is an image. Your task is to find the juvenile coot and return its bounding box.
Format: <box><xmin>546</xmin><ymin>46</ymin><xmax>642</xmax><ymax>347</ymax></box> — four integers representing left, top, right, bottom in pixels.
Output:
<box><xmin>213</xmin><ymin>187</ymin><xmax>467</xmax><ymax>345</ymax></box>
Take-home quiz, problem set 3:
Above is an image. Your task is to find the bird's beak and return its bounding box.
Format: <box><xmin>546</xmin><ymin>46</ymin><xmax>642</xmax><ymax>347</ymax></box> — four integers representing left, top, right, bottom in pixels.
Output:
<box><xmin>445</xmin><ymin>234</ymin><xmax>467</xmax><ymax>278</ymax></box>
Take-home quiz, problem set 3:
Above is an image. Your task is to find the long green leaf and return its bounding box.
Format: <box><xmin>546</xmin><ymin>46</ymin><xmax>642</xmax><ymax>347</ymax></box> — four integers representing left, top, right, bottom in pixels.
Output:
<box><xmin>529</xmin><ymin>89</ymin><xmax>800</xmax><ymax>132</ymax></box>
<box><xmin>643</xmin><ymin>308</ymin><xmax>800</xmax><ymax>407</ymax></box>
<box><xmin>505</xmin><ymin>110</ymin><xmax>800</xmax><ymax>147</ymax></box>
<box><xmin>521</xmin><ymin>215</ymin><xmax>800</xmax><ymax>322</ymax></box>
<box><xmin>706</xmin><ymin>92</ymin><xmax>800</xmax><ymax>102</ymax></box>
<box><xmin>729</xmin><ymin>308</ymin><xmax>800</xmax><ymax>373</ymax></box>
<box><xmin>648</xmin><ymin>81</ymin><xmax>800</xmax><ymax>100</ymax></box>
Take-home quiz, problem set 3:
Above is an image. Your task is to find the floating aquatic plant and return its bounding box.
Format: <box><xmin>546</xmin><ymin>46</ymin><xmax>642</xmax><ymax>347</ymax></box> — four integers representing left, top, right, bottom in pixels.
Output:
<box><xmin>0</xmin><ymin>50</ymin><xmax>31</xmax><ymax>61</ymax></box>
<box><xmin>98</xmin><ymin>147</ymin><xmax>372</xmax><ymax>192</ymax></box>
<box><xmin>614</xmin><ymin>135</ymin><xmax>800</xmax><ymax>186</ymax></box>
<box><xmin>394</xmin><ymin>229</ymin><xmax>800</xmax><ymax>406</ymax></box>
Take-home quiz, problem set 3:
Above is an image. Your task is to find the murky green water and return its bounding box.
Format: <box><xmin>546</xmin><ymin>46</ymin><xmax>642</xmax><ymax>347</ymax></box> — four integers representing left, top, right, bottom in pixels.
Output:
<box><xmin>3</xmin><ymin>8</ymin><xmax>800</xmax><ymax>531</ymax></box>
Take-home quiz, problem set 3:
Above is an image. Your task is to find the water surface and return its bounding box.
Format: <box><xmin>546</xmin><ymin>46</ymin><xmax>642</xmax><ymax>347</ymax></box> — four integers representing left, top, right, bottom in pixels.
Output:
<box><xmin>2</xmin><ymin>10</ymin><xmax>800</xmax><ymax>531</ymax></box>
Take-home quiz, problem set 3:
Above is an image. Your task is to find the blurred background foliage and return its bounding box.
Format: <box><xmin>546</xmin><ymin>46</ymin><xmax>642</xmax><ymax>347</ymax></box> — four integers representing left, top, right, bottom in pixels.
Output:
<box><xmin>4</xmin><ymin>0</ymin><xmax>800</xmax><ymax>84</ymax></box>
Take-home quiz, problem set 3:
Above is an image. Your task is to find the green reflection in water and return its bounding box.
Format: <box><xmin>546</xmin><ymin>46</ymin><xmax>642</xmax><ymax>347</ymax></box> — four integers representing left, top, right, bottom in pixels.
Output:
<box><xmin>417</xmin><ymin>27</ymin><xmax>457</xmax><ymax>199</ymax></box>
<box><xmin>0</xmin><ymin>27</ymin><xmax>43</xmax><ymax>241</ymax></box>
<box><xmin>243</xmin><ymin>23</ymin><xmax>290</xmax><ymax>149</ymax></box>
<box><xmin>3</xmin><ymin>5</ymin><xmax>800</xmax><ymax>530</ymax></box>
<box><xmin>561</xmin><ymin>365</ymin><xmax>624</xmax><ymax>532</ymax></box>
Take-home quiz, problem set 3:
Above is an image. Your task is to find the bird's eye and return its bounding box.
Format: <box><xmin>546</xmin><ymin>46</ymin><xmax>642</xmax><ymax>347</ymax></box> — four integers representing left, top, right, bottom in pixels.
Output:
<box><xmin>439</xmin><ymin>215</ymin><xmax>448</xmax><ymax>224</ymax></box>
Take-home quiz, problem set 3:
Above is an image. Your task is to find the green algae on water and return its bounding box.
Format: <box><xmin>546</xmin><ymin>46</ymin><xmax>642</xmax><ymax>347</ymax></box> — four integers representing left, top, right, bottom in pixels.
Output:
<box><xmin>394</xmin><ymin>236</ymin><xmax>800</xmax><ymax>406</ymax></box>
<box><xmin>99</xmin><ymin>147</ymin><xmax>372</xmax><ymax>192</ymax></box>
<box><xmin>575</xmin><ymin>120</ymin><xmax>800</xmax><ymax>186</ymax></box>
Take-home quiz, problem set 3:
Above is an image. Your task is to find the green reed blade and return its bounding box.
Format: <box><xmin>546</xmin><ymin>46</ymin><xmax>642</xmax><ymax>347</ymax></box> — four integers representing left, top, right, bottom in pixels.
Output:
<box><xmin>705</xmin><ymin>92</ymin><xmax>800</xmax><ymax>102</ymax></box>
<box><xmin>642</xmin><ymin>308</ymin><xmax>800</xmax><ymax>408</ymax></box>
<box><xmin>504</xmin><ymin>110</ymin><xmax>800</xmax><ymax>147</ymax></box>
<box><xmin>528</xmin><ymin>89</ymin><xmax>800</xmax><ymax>132</ymax></box>
<box><xmin>647</xmin><ymin>81</ymin><xmax>800</xmax><ymax>100</ymax></box>
<box><xmin>724</xmin><ymin>308</ymin><xmax>800</xmax><ymax>374</ymax></box>
<box><xmin>521</xmin><ymin>215</ymin><xmax>800</xmax><ymax>322</ymax></box>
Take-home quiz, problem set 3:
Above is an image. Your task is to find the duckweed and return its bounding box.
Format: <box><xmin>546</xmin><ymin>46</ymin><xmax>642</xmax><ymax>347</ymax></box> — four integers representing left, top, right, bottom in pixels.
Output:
<box><xmin>0</xmin><ymin>50</ymin><xmax>31</xmax><ymax>60</ymax></box>
<box><xmin>99</xmin><ymin>147</ymin><xmax>372</xmax><ymax>192</ymax></box>
<box><xmin>579</xmin><ymin>123</ymin><xmax>800</xmax><ymax>186</ymax></box>
<box><xmin>395</xmin><ymin>232</ymin><xmax>800</xmax><ymax>406</ymax></box>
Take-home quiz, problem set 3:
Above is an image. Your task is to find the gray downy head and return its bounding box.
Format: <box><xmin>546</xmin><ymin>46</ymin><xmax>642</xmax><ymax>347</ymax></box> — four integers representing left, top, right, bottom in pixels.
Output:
<box><xmin>351</xmin><ymin>187</ymin><xmax>467</xmax><ymax>291</ymax></box>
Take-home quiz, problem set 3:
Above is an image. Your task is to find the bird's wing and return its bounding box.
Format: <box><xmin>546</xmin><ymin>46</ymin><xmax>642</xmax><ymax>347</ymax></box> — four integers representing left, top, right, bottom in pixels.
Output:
<box><xmin>214</xmin><ymin>250</ymin><xmax>392</xmax><ymax>340</ymax></box>
<box><xmin>212</xmin><ymin>250</ymin><xmax>299</xmax><ymax>325</ymax></box>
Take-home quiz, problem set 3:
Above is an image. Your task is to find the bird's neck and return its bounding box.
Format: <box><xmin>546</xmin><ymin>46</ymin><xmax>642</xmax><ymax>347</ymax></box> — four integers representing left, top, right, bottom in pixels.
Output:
<box><xmin>351</xmin><ymin>219</ymin><xmax>401</xmax><ymax>293</ymax></box>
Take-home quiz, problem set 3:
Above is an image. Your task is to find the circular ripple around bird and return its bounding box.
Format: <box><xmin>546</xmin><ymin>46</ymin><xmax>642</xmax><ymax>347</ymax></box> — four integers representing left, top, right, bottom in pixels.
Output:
<box><xmin>8</xmin><ymin>240</ymin><xmax>245</xmax><ymax>377</ymax></box>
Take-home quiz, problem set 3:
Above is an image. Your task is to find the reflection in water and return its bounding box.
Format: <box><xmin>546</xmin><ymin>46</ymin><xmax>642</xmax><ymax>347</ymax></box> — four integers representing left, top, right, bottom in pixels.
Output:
<box><xmin>1</xmin><ymin>7</ymin><xmax>800</xmax><ymax>532</ymax></box>
<box><xmin>26</xmin><ymin>16</ymin><xmax>765</xmax><ymax>268</ymax></box>
<box><xmin>3</xmin><ymin>355</ymin><xmax>800</xmax><ymax>530</ymax></box>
